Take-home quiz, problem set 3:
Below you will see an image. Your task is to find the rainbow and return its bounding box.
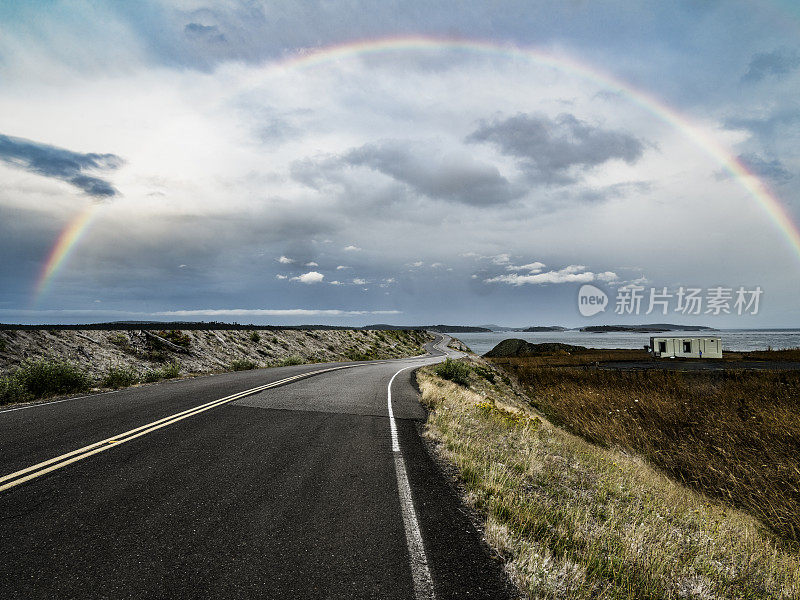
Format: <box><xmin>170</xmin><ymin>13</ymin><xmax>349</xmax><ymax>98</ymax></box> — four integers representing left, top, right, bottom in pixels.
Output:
<box><xmin>34</xmin><ymin>203</ymin><xmax>99</xmax><ymax>304</ymax></box>
<box><xmin>32</xmin><ymin>35</ymin><xmax>800</xmax><ymax>303</ymax></box>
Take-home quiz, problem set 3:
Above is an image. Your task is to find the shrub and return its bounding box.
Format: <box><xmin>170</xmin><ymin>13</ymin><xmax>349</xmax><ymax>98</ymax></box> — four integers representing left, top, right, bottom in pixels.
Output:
<box><xmin>109</xmin><ymin>333</ymin><xmax>129</xmax><ymax>347</ymax></box>
<box><xmin>249</xmin><ymin>331</ymin><xmax>261</xmax><ymax>343</ymax></box>
<box><xmin>0</xmin><ymin>338</ymin><xmax>6</xmax><ymax>352</ymax></box>
<box><xmin>231</xmin><ymin>358</ymin><xmax>258</xmax><ymax>371</ymax></box>
<box><xmin>102</xmin><ymin>366</ymin><xmax>139</xmax><ymax>389</ymax></box>
<box><xmin>276</xmin><ymin>355</ymin><xmax>304</xmax><ymax>367</ymax></box>
<box><xmin>145</xmin><ymin>349</ymin><xmax>170</xmax><ymax>362</ymax></box>
<box><xmin>160</xmin><ymin>361</ymin><xmax>181</xmax><ymax>379</ymax></box>
<box><xmin>473</xmin><ymin>365</ymin><xmax>496</xmax><ymax>384</ymax></box>
<box><xmin>435</xmin><ymin>358</ymin><xmax>471</xmax><ymax>386</ymax></box>
<box><xmin>157</xmin><ymin>330</ymin><xmax>192</xmax><ymax>348</ymax></box>
<box><xmin>0</xmin><ymin>375</ymin><xmax>32</xmax><ymax>405</ymax></box>
<box><xmin>345</xmin><ymin>348</ymin><xmax>377</xmax><ymax>361</ymax></box>
<box><xmin>143</xmin><ymin>369</ymin><xmax>164</xmax><ymax>383</ymax></box>
<box><xmin>143</xmin><ymin>361</ymin><xmax>181</xmax><ymax>382</ymax></box>
<box><xmin>14</xmin><ymin>359</ymin><xmax>92</xmax><ymax>398</ymax></box>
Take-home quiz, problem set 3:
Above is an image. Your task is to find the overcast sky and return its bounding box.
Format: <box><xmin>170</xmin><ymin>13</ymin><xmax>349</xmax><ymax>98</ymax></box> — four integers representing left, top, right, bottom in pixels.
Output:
<box><xmin>1</xmin><ymin>1</ymin><xmax>799</xmax><ymax>327</ymax></box>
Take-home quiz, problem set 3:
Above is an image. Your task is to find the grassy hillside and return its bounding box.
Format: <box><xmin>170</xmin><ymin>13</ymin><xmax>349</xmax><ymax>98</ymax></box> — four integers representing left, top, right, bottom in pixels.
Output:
<box><xmin>492</xmin><ymin>357</ymin><xmax>800</xmax><ymax>543</ymax></box>
<box><xmin>417</xmin><ymin>356</ymin><xmax>799</xmax><ymax>599</ymax></box>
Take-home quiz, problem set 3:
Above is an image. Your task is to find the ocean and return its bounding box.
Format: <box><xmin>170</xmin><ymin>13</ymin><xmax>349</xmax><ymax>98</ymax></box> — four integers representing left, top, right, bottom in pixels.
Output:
<box><xmin>454</xmin><ymin>329</ymin><xmax>800</xmax><ymax>356</ymax></box>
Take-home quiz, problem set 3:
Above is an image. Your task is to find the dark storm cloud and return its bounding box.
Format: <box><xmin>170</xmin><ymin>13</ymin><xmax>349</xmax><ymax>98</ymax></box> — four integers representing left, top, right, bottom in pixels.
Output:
<box><xmin>0</xmin><ymin>134</ymin><xmax>122</xmax><ymax>197</ymax></box>
<box><xmin>184</xmin><ymin>22</ymin><xmax>227</xmax><ymax>43</ymax></box>
<box><xmin>343</xmin><ymin>141</ymin><xmax>523</xmax><ymax>206</ymax></box>
<box><xmin>466</xmin><ymin>113</ymin><xmax>645</xmax><ymax>184</ymax></box>
<box><xmin>737</xmin><ymin>153</ymin><xmax>793</xmax><ymax>183</ymax></box>
<box><xmin>742</xmin><ymin>48</ymin><xmax>800</xmax><ymax>82</ymax></box>
<box><xmin>292</xmin><ymin>141</ymin><xmax>524</xmax><ymax>206</ymax></box>
<box><xmin>724</xmin><ymin>106</ymin><xmax>800</xmax><ymax>139</ymax></box>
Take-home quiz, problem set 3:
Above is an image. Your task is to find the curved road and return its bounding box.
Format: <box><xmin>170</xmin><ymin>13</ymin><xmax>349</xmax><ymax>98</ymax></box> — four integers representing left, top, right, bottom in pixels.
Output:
<box><xmin>0</xmin><ymin>335</ymin><xmax>516</xmax><ymax>599</ymax></box>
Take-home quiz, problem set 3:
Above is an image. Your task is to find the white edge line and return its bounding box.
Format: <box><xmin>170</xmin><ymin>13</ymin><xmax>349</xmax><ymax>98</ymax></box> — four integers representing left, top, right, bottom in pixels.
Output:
<box><xmin>0</xmin><ymin>389</ymin><xmax>123</xmax><ymax>414</ymax></box>
<box><xmin>387</xmin><ymin>365</ymin><xmax>435</xmax><ymax>600</ymax></box>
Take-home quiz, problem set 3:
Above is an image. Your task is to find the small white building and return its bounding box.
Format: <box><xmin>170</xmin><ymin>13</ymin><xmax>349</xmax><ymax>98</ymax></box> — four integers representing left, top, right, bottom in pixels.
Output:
<box><xmin>650</xmin><ymin>336</ymin><xmax>722</xmax><ymax>359</ymax></box>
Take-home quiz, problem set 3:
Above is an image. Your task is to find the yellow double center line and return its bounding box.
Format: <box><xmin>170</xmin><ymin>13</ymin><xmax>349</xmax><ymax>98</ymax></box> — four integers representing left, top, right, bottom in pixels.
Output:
<box><xmin>0</xmin><ymin>365</ymin><xmax>354</xmax><ymax>493</ymax></box>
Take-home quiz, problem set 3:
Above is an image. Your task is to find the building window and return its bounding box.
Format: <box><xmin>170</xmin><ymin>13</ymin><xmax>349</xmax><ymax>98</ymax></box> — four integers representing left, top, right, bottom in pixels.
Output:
<box><xmin>658</xmin><ymin>341</ymin><xmax>666</xmax><ymax>353</ymax></box>
<box><xmin>683</xmin><ymin>341</ymin><xmax>692</xmax><ymax>353</ymax></box>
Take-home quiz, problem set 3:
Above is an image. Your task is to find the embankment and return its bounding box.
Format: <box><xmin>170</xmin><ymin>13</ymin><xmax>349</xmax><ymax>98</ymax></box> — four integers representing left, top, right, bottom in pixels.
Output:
<box><xmin>0</xmin><ymin>328</ymin><xmax>431</xmax><ymax>403</ymax></box>
<box><xmin>417</xmin><ymin>354</ymin><xmax>800</xmax><ymax>599</ymax></box>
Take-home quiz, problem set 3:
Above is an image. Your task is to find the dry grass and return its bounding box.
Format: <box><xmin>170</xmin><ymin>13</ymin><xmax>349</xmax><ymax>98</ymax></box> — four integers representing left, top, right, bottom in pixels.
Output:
<box><xmin>493</xmin><ymin>358</ymin><xmax>800</xmax><ymax>543</ymax></box>
<box><xmin>491</xmin><ymin>348</ymin><xmax>649</xmax><ymax>367</ymax></box>
<box><xmin>489</xmin><ymin>347</ymin><xmax>800</xmax><ymax>367</ymax></box>
<box><xmin>740</xmin><ymin>348</ymin><xmax>800</xmax><ymax>362</ymax></box>
<box><xmin>418</xmin><ymin>360</ymin><xmax>800</xmax><ymax>599</ymax></box>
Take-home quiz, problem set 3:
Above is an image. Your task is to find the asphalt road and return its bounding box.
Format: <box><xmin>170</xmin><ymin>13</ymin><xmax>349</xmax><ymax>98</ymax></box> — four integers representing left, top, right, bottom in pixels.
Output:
<box><xmin>0</xmin><ymin>335</ymin><xmax>517</xmax><ymax>599</ymax></box>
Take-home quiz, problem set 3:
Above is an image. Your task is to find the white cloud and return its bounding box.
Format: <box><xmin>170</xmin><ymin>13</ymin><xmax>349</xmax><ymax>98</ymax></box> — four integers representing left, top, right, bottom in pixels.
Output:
<box><xmin>305</xmin><ymin>261</ymin><xmax>318</xmax><ymax>267</ymax></box>
<box><xmin>486</xmin><ymin>265</ymin><xmax>617</xmax><ymax>285</ymax></box>
<box><xmin>275</xmin><ymin>274</ymin><xmax>288</xmax><ymax>280</ymax></box>
<box><xmin>329</xmin><ymin>280</ymin><xmax>342</xmax><ymax>285</ymax></box>
<box><xmin>596</xmin><ymin>271</ymin><xmax>619</xmax><ymax>282</ymax></box>
<box><xmin>277</xmin><ymin>256</ymin><xmax>294</xmax><ymax>264</ymax></box>
<box><xmin>343</xmin><ymin>245</ymin><xmax>361</xmax><ymax>252</ymax></box>
<box><xmin>291</xmin><ymin>271</ymin><xmax>324</xmax><ymax>284</ymax></box>
<box><xmin>336</xmin><ymin>265</ymin><xmax>350</xmax><ymax>270</ymax></box>
<box><xmin>352</xmin><ymin>278</ymin><xmax>366</xmax><ymax>285</ymax></box>
<box><xmin>506</xmin><ymin>261</ymin><xmax>546</xmax><ymax>272</ymax></box>
<box><xmin>409</xmin><ymin>261</ymin><xmax>424</xmax><ymax>267</ymax></box>
<box><xmin>491</xmin><ymin>253</ymin><xmax>511</xmax><ymax>265</ymax></box>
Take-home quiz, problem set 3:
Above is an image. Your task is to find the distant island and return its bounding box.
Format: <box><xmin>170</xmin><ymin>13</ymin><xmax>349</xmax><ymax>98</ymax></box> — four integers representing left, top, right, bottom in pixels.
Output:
<box><xmin>523</xmin><ymin>326</ymin><xmax>568</xmax><ymax>332</ymax></box>
<box><xmin>364</xmin><ymin>324</ymin><xmax>493</xmax><ymax>333</ymax></box>
<box><xmin>580</xmin><ymin>324</ymin><xmax>716</xmax><ymax>333</ymax></box>
<box><xmin>484</xmin><ymin>338</ymin><xmax>587</xmax><ymax>357</ymax></box>
<box><xmin>0</xmin><ymin>322</ymin><xmax>492</xmax><ymax>333</ymax></box>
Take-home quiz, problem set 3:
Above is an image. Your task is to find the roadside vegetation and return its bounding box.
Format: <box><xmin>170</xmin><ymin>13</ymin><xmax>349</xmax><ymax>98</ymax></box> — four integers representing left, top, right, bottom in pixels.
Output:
<box><xmin>493</xmin><ymin>357</ymin><xmax>800</xmax><ymax>543</ymax></box>
<box><xmin>434</xmin><ymin>358</ymin><xmax>472</xmax><ymax>386</ymax></box>
<box><xmin>142</xmin><ymin>362</ymin><xmax>181</xmax><ymax>382</ymax></box>
<box><xmin>0</xmin><ymin>358</ymin><xmax>184</xmax><ymax>403</ymax></box>
<box><xmin>230</xmin><ymin>358</ymin><xmax>258</xmax><ymax>371</ymax></box>
<box><xmin>1</xmin><ymin>359</ymin><xmax>91</xmax><ymax>404</ymax></box>
<box><xmin>487</xmin><ymin>346</ymin><xmax>800</xmax><ymax>368</ymax></box>
<box><xmin>418</xmin><ymin>356</ymin><xmax>800</xmax><ymax>599</ymax></box>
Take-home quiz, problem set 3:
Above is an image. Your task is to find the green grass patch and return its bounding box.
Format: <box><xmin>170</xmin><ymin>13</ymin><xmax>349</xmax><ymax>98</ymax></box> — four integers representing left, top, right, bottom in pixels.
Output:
<box><xmin>231</xmin><ymin>358</ymin><xmax>259</xmax><ymax>371</ymax></box>
<box><xmin>473</xmin><ymin>365</ymin><xmax>496</xmax><ymax>383</ymax></box>
<box><xmin>143</xmin><ymin>361</ymin><xmax>181</xmax><ymax>382</ymax></box>
<box><xmin>0</xmin><ymin>375</ymin><xmax>32</xmax><ymax>404</ymax></box>
<box><xmin>102</xmin><ymin>366</ymin><xmax>140</xmax><ymax>388</ymax></box>
<box><xmin>13</xmin><ymin>359</ymin><xmax>92</xmax><ymax>398</ymax></box>
<box><xmin>434</xmin><ymin>358</ymin><xmax>471</xmax><ymax>386</ymax></box>
<box><xmin>274</xmin><ymin>355</ymin><xmax>303</xmax><ymax>367</ymax></box>
<box><xmin>156</xmin><ymin>330</ymin><xmax>192</xmax><ymax>348</ymax></box>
